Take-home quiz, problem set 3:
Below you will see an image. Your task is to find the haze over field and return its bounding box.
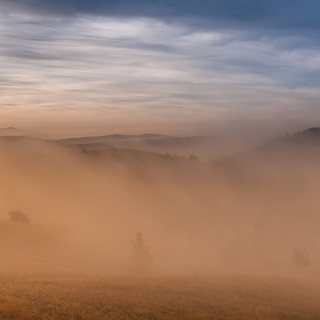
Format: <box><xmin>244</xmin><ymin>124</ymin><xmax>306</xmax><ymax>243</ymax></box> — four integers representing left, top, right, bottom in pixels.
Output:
<box><xmin>1</xmin><ymin>2</ymin><xmax>320</xmax><ymax>319</ymax></box>
<box><xmin>0</xmin><ymin>0</ymin><xmax>320</xmax><ymax>277</ymax></box>
<box><xmin>0</xmin><ymin>128</ymin><xmax>319</xmax><ymax>278</ymax></box>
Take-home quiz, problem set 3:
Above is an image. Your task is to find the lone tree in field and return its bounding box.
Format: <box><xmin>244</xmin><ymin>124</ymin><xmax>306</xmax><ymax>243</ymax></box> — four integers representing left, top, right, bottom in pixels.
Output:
<box><xmin>292</xmin><ymin>248</ymin><xmax>310</xmax><ymax>273</ymax></box>
<box><xmin>131</xmin><ymin>232</ymin><xmax>153</xmax><ymax>274</ymax></box>
<box><xmin>8</xmin><ymin>210</ymin><xmax>30</xmax><ymax>225</ymax></box>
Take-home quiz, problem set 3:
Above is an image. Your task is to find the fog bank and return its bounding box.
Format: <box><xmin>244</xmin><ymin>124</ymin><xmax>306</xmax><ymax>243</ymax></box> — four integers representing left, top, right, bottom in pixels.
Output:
<box><xmin>0</xmin><ymin>132</ymin><xmax>319</xmax><ymax>278</ymax></box>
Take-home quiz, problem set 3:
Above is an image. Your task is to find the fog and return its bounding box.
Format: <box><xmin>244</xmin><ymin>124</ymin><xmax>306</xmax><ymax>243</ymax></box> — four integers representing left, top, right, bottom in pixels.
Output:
<box><xmin>0</xmin><ymin>130</ymin><xmax>320</xmax><ymax>278</ymax></box>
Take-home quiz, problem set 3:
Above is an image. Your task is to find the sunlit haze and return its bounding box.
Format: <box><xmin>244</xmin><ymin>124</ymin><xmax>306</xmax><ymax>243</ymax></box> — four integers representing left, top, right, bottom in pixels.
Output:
<box><xmin>0</xmin><ymin>1</ymin><xmax>320</xmax><ymax>318</ymax></box>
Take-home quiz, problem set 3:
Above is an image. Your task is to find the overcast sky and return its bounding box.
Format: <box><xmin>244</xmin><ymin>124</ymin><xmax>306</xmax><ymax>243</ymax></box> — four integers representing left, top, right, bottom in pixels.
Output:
<box><xmin>0</xmin><ymin>0</ymin><xmax>319</xmax><ymax>138</ymax></box>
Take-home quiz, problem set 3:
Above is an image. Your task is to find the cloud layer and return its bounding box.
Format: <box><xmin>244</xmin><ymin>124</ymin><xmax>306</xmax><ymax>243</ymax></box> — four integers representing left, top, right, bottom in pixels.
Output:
<box><xmin>0</xmin><ymin>1</ymin><xmax>319</xmax><ymax>138</ymax></box>
<box><xmin>2</xmin><ymin>0</ymin><xmax>320</xmax><ymax>30</ymax></box>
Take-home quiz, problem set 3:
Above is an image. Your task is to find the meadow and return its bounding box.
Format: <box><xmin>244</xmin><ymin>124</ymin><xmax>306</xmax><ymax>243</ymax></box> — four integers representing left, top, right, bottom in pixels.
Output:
<box><xmin>0</xmin><ymin>275</ymin><xmax>319</xmax><ymax>319</ymax></box>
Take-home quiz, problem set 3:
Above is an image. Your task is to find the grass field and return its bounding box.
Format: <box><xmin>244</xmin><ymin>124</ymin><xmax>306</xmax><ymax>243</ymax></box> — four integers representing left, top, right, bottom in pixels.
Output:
<box><xmin>0</xmin><ymin>275</ymin><xmax>319</xmax><ymax>319</ymax></box>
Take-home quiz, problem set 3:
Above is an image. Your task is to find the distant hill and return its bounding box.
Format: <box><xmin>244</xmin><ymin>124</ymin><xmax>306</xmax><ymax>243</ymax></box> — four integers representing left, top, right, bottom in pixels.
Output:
<box><xmin>254</xmin><ymin>127</ymin><xmax>320</xmax><ymax>159</ymax></box>
<box><xmin>4</xmin><ymin>127</ymin><xmax>320</xmax><ymax>161</ymax></box>
<box><xmin>56</xmin><ymin>134</ymin><xmax>171</xmax><ymax>145</ymax></box>
<box><xmin>265</xmin><ymin>127</ymin><xmax>320</xmax><ymax>147</ymax></box>
<box><xmin>0</xmin><ymin>135</ymin><xmax>59</xmax><ymax>147</ymax></box>
<box><xmin>0</xmin><ymin>127</ymin><xmax>16</xmax><ymax>130</ymax></box>
<box><xmin>0</xmin><ymin>135</ymin><xmax>44</xmax><ymax>143</ymax></box>
<box><xmin>0</xmin><ymin>133</ymin><xmax>221</xmax><ymax>159</ymax></box>
<box><xmin>55</xmin><ymin>134</ymin><xmax>217</xmax><ymax>158</ymax></box>
<box><xmin>286</xmin><ymin>127</ymin><xmax>320</xmax><ymax>144</ymax></box>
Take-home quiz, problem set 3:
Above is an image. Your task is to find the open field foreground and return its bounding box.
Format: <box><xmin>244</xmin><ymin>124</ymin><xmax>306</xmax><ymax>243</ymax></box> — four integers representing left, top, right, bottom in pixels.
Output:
<box><xmin>0</xmin><ymin>276</ymin><xmax>319</xmax><ymax>319</ymax></box>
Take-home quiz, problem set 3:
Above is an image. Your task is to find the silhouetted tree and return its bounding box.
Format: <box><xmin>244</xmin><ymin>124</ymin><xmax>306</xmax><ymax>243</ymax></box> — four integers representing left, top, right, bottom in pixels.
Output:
<box><xmin>292</xmin><ymin>248</ymin><xmax>310</xmax><ymax>273</ymax></box>
<box><xmin>8</xmin><ymin>210</ymin><xmax>30</xmax><ymax>225</ymax></box>
<box><xmin>131</xmin><ymin>232</ymin><xmax>153</xmax><ymax>274</ymax></box>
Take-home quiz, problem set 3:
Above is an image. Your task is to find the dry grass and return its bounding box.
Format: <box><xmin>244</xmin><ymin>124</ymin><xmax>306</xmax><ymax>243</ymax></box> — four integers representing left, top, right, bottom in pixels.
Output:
<box><xmin>0</xmin><ymin>275</ymin><xmax>319</xmax><ymax>319</ymax></box>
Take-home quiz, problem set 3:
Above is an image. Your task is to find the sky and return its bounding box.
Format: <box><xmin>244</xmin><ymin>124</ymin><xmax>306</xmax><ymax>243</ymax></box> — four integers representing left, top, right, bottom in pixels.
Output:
<box><xmin>0</xmin><ymin>0</ymin><xmax>320</xmax><ymax>139</ymax></box>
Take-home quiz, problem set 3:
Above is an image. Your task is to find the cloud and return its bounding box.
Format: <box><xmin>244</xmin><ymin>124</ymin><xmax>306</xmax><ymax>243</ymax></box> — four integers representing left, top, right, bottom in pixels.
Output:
<box><xmin>1</xmin><ymin>0</ymin><xmax>320</xmax><ymax>54</ymax></box>
<box><xmin>0</xmin><ymin>2</ymin><xmax>319</xmax><ymax>136</ymax></box>
<box><xmin>0</xmin><ymin>14</ymin><xmax>319</xmax><ymax>104</ymax></box>
<box><xmin>1</xmin><ymin>0</ymin><xmax>320</xmax><ymax>31</ymax></box>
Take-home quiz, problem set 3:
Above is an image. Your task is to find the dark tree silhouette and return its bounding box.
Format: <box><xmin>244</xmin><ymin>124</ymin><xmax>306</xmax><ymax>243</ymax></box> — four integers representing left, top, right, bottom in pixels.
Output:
<box><xmin>292</xmin><ymin>248</ymin><xmax>310</xmax><ymax>273</ymax></box>
<box><xmin>131</xmin><ymin>232</ymin><xmax>153</xmax><ymax>274</ymax></box>
<box><xmin>8</xmin><ymin>210</ymin><xmax>30</xmax><ymax>225</ymax></box>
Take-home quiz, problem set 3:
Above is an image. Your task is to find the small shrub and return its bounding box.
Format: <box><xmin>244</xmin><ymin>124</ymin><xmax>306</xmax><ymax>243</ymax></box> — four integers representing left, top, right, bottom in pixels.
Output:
<box><xmin>8</xmin><ymin>210</ymin><xmax>30</xmax><ymax>225</ymax></box>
